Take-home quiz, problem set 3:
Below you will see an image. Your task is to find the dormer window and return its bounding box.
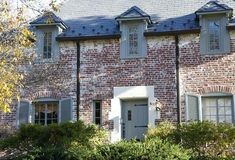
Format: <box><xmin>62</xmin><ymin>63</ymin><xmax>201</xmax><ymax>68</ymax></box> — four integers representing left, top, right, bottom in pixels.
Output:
<box><xmin>30</xmin><ymin>12</ymin><xmax>67</xmax><ymax>61</ymax></box>
<box><xmin>116</xmin><ymin>6</ymin><xmax>152</xmax><ymax>59</ymax></box>
<box><xmin>128</xmin><ymin>25</ymin><xmax>139</xmax><ymax>55</ymax></box>
<box><xmin>208</xmin><ymin>20</ymin><xmax>220</xmax><ymax>51</ymax></box>
<box><xmin>196</xmin><ymin>1</ymin><xmax>232</xmax><ymax>55</ymax></box>
<box><xmin>43</xmin><ymin>32</ymin><xmax>52</xmax><ymax>59</ymax></box>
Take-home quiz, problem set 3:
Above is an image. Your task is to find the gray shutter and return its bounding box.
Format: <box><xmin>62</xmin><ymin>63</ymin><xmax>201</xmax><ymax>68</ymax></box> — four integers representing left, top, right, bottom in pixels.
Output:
<box><xmin>185</xmin><ymin>94</ymin><xmax>199</xmax><ymax>121</ymax></box>
<box><xmin>139</xmin><ymin>23</ymin><xmax>147</xmax><ymax>57</ymax></box>
<box><xmin>59</xmin><ymin>98</ymin><xmax>73</xmax><ymax>123</ymax></box>
<box><xmin>36</xmin><ymin>30</ymin><xmax>43</xmax><ymax>59</ymax></box>
<box><xmin>120</xmin><ymin>25</ymin><xmax>127</xmax><ymax>58</ymax></box>
<box><xmin>18</xmin><ymin>101</ymin><xmax>30</xmax><ymax>125</ymax></box>
<box><xmin>221</xmin><ymin>16</ymin><xmax>230</xmax><ymax>53</ymax></box>
<box><xmin>52</xmin><ymin>27</ymin><xmax>59</xmax><ymax>59</ymax></box>
<box><xmin>200</xmin><ymin>17</ymin><xmax>207</xmax><ymax>55</ymax></box>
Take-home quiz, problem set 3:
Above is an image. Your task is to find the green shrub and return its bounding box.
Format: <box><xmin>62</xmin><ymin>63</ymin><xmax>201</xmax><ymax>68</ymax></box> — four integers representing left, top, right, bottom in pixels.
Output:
<box><xmin>0</xmin><ymin>121</ymin><xmax>107</xmax><ymax>160</ymax></box>
<box><xmin>146</xmin><ymin>121</ymin><xmax>235</xmax><ymax>159</ymax></box>
<box><xmin>146</xmin><ymin>121</ymin><xmax>176</xmax><ymax>140</ymax></box>
<box><xmin>88</xmin><ymin>138</ymin><xmax>190</xmax><ymax>160</ymax></box>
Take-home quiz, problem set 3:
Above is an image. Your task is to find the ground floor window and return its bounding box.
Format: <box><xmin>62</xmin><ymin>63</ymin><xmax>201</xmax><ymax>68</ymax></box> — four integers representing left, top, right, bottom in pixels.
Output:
<box><xmin>93</xmin><ymin>101</ymin><xmax>102</xmax><ymax>125</ymax></box>
<box><xmin>202</xmin><ymin>97</ymin><xmax>232</xmax><ymax>123</ymax></box>
<box><xmin>186</xmin><ymin>94</ymin><xmax>234</xmax><ymax>124</ymax></box>
<box><xmin>34</xmin><ymin>101</ymin><xmax>59</xmax><ymax>125</ymax></box>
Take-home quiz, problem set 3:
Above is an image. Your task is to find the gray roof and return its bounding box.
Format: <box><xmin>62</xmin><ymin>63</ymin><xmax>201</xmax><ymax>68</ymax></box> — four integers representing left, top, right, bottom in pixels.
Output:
<box><xmin>30</xmin><ymin>12</ymin><xmax>64</xmax><ymax>25</ymax></box>
<box><xmin>32</xmin><ymin>0</ymin><xmax>235</xmax><ymax>39</ymax></box>
<box><xmin>195</xmin><ymin>1</ymin><xmax>233</xmax><ymax>14</ymax></box>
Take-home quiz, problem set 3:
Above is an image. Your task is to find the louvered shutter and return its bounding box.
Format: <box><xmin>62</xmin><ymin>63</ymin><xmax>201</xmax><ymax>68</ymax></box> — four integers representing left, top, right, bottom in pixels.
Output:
<box><xmin>18</xmin><ymin>101</ymin><xmax>30</xmax><ymax>125</ymax></box>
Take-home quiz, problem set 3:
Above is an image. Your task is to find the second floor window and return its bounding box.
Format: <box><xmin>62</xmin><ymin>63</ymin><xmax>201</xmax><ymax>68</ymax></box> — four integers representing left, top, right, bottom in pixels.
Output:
<box><xmin>208</xmin><ymin>20</ymin><xmax>220</xmax><ymax>51</ymax></box>
<box><xmin>43</xmin><ymin>32</ymin><xmax>52</xmax><ymax>59</ymax></box>
<box><xmin>128</xmin><ymin>25</ymin><xmax>139</xmax><ymax>55</ymax></box>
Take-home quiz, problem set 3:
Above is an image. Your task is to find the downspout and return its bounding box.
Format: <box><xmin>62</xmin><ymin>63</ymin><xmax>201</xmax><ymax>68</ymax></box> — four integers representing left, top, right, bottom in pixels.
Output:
<box><xmin>175</xmin><ymin>35</ymin><xmax>181</xmax><ymax>124</ymax></box>
<box><xmin>76</xmin><ymin>43</ymin><xmax>80</xmax><ymax>121</ymax></box>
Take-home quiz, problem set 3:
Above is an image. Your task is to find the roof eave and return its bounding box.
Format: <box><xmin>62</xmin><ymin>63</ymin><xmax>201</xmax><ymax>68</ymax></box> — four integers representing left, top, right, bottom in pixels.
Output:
<box><xmin>56</xmin><ymin>34</ymin><xmax>121</xmax><ymax>41</ymax></box>
<box><xmin>144</xmin><ymin>28</ymin><xmax>200</xmax><ymax>36</ymax></box>
<box><xmin>116</xmin><ymin>16</ymin><xmax>152</xmax><ymax>24</ymax></box>
<box><xmin>30</xmin><ymin>22</ymin><xmax>67</xmax><ymax>30</ymax></box>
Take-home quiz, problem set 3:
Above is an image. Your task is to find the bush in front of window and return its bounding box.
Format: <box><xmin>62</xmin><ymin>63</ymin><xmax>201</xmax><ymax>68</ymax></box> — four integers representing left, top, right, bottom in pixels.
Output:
<box><xmin>0</xmin><ymin>121</ymin><xmax>107</xmax><ymax>160</ymax></box>
<box><xmin>145</xmin><ymin>121</ymin><xmax>235</xmax><ymax>159</ymax></box>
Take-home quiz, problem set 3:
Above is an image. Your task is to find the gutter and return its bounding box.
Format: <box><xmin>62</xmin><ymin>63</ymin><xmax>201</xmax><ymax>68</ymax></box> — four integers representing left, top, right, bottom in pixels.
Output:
<box><xmin>76</xmin><ymin>43</ymin><xmax>80</xmax><ymax>121</ymax></box>
<box><xmin>144</xmin><ymin>28</ymin><xmax>200</xmax><ymax>37</ymax></box>
<box><xmin>175</xmin><ymin>35</ymin><xmax>181</xmax><ymax>124</ymax></box>
<box><xmin>56</xmin><ymin>34</ymin><xmax>121</xmax><ymax>41</ymax></box>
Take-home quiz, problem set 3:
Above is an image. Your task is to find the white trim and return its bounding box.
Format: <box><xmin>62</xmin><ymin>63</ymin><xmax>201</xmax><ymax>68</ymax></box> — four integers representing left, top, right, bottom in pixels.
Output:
<box><xmin>198</xmin><ymin>95</ymin><xmax>202</xmax><ymax>121</ymax></box>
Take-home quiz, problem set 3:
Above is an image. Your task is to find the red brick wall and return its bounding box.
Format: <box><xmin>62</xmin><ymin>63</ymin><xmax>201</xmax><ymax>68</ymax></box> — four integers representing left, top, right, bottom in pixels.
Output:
<box><xmin>179</xmin><ymin>32</ymin><xmax>235</xmax><ymax>120</ymax></box>
<box><xmin>0</xmin><ymin>42</ymin><xmax>77</xmax><ymax>127</ymax></box>
<box><xmin>79</xmin><ymin>37</ymin><xmax>178</xmax><ymax>126</ymax></box>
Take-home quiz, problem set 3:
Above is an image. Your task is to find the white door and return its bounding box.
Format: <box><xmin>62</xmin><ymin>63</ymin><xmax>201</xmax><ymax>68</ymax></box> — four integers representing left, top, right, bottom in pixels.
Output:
<box><xmin>122</xmin><ymin>100</ymin><xmax>148</xmax><ymax>140</ymax></box>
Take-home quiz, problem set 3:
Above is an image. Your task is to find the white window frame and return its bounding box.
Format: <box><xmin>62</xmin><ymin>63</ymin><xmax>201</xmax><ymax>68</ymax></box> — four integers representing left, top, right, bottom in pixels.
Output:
<box><xmin>186</xmin><ymin>93</ymin><xmax>235</xmax><ymax>123</ymax></box>
<box><xmin>120</xmin><ymin>21</ymin><xmax>147</xmax><ymax>59</ymax></box>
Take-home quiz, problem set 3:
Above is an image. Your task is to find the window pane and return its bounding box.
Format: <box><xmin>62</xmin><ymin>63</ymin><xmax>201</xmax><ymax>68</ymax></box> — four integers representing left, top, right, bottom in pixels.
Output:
<box><xmin>129</xmin><ymin>25</ymin><xmax>138</xmax><ymax>55</ymax></box>
<box><xmin>93</xmin><ymin>101</ymin><xmax>101</xmax><ymax>125</ymax></box>
<box><xmin>202</xmin><ymin>96</ymin><xmax>233</xmax><ymax>124</ymax></box>
<box><xmin>208</xmin><ymin>20</ymin><xmax>220</xmax><ymax>51</ymax></box>
<box><xmin>43</xmin><ymin>32</ymin><xmax>52</xmax><ymax>59</ymax></box>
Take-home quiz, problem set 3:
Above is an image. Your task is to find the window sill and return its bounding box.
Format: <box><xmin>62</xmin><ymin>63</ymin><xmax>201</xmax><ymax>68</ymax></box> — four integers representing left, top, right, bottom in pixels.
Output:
<box><xmin>200</xmin><ymin>51</ymin><xmax>230</xmax><ymax>56</ymax></box>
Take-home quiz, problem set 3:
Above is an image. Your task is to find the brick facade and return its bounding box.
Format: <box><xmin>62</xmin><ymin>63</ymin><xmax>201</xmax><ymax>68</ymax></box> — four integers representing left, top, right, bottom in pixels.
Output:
<box><xmin>180</xmin><ymin>31</ymin><xmax>235</xmax><ymax>121</ymax></box>
<box><xmin>2</xmin><ymin>31</ymin><xmax>235</xmax><ymax>129</ymax></box>
<box><xmin>0</xmin><ymin>42</ymin><xmax>77</xmax><ymax>128</ymax></box>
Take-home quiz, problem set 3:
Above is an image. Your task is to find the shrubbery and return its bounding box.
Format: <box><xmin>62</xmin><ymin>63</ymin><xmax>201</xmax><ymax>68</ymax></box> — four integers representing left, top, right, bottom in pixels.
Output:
<box><xmin>146</xmin><ymin>121</ymin><xmax>235</xmax><ymax>159</ymax></box>
<box><xmin>1</xmin><ymin>120</ymin><xmax>235</xmax><ymax>160</ymax></box>
<box><xmin>0</xmin><ymin>121</ymin><xmax>107</xmax><ymax>160</ymax></box>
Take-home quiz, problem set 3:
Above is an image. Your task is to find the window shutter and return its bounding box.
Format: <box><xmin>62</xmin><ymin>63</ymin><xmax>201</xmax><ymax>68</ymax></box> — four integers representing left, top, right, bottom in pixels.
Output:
<box><xmin>59</xmin><ymin>98</ymin><xmax>73</xmax><ymax>123</ymax></box>
<box><xmin>221</xmin><ymin>16</ymin><xmax>230</xmax><ymax>54</ymax></box>
<box><xmin>200</xmin><ymin>18</ymin><xmax>208</xmax><ymax>55</ymax></box>
<box><xmin>185</xmin><ymin>94</ymin><xmax>199</xmax><ymax>121</ymax></box>
<box><xmin>139</xmin><ymin>23</ymin><xmax>147</xmax><ymax>57</ymax></box>
<box><xmin>18</xmin><ymin>101</ymin><xmax>30</xmax><ymax>125</ymax></box>
<box><xmin>120</xmin><ymin>25</ymin><xmax>127</xmax><ymax>58</ymax></box>
<box><xmin>36</xmin><ymin>30</ymin><xmax>43</xmax><ymax>59</ymax></box>
<box><xmin>52</xmin><ymin>28</ymin><xmax>59</xmax><ymax>59</ymax></box>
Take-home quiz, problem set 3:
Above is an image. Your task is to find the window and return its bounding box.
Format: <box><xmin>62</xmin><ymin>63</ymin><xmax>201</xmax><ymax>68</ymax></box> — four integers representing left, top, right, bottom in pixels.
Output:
<box><xmin>34</xmin><ymin>101</ymin><xmax>58</xmax><ymax>125</ymax></box>
<box><xmin>186</xmin><ymin>94</ymin><xmax>234</xmax><ymax>124</ymax></box>
<box><xmin>120</xmin><ymin>22</ymin><xmax>147</xmax><ymax>58</ymax></box>
<box><xmin>202</xmin><ymin>97</ymin><xmax>232</xmax><ymax>123</ymax></box>
<box><xmin>200</xmin><ymin>15</ymin><xmax>230</xmax><ymax>55</ymax></box>
<box><xmin>93</xmin><ymin>101</ymin><xmax>102</xmax><ymax>125</ymax></box>
<box><xmin>208</xmin><ymin>20</ymin><xmax>220</xmax><ymax>51</ymax></box>
<box><xmin>43</xmin><ymin>32</ymin><xmax>52</xmax><ymax>59</ymax></box>
<box><xmin>17</xmin><ymin>98</ymin><xmax>73</xmax><ymax>127</ymax></box>
<box><xmin>128</xmin><ymin>25</ymin><xmax>139</xmax><ymax>55</ymax></box>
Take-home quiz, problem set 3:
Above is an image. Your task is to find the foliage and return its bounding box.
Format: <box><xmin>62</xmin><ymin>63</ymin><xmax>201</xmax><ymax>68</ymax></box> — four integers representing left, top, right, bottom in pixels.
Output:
<box><xmin>146</xmin><ymin>121</ymin><xmax>176</xmax><ymax>140</ymax></box>
<box><xmin>146</xmin><ymin>121</ymin><xmax>235</xmax><ymax>159</ymax></box>
<box><xmin>0</xmin><ymin>0</ymin><xmax>64</xmax><ymax>113</ymax></box>
<box><xmin>86</xmin><ymin>138</ymin><xmax>190</xmax><ymax>160</ymax></box>
<box><xmin>0</xmin><ymin>0</ymin><xmax>33</xmax><ymax>112</ymax></box>
<box><xmin>0</xmin><ymin>121</ymin><xmax>107</xmax><ymax>160</ymax></box>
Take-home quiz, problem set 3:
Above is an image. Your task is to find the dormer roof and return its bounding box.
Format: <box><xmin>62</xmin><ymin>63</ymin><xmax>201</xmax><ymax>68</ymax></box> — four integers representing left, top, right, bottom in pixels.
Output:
<box><xmin>115</xmin><ymin>6</ymin><xmax>152</xmax><ymax>24</ymax></box>
<box><xmin>195</xmin><ymin>1</ymin><xmax>233</xmax><ymax>17</ymax></box>
<box><xmin>30</xmin><ymin>11</ymin><xmax>67</xmax><ymax>29</ymax></box>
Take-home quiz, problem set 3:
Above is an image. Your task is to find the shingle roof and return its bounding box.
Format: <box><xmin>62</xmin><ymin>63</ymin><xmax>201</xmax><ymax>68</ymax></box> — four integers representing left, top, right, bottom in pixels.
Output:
<box><xmin>32</xmin><ymin>0</ymin><xmax>235</xmax><ymax>39</ymax></box>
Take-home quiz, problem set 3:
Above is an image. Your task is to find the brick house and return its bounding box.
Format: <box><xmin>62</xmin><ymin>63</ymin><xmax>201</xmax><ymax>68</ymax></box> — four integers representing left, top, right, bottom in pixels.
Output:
<box><xmin>1</xmin><ymin>0</ymin><xmax>235</xmax><ymax>142</ymax></box>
